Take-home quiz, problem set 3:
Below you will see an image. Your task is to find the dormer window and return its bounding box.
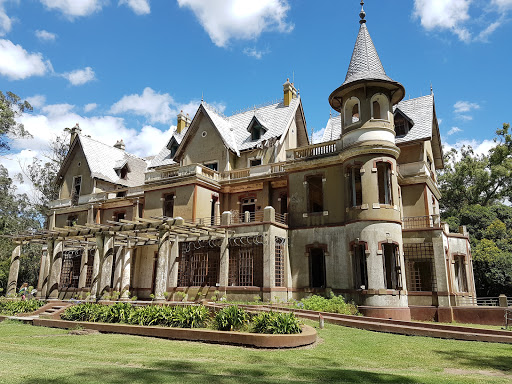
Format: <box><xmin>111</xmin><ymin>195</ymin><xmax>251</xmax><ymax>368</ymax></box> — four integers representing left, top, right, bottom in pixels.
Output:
<box><xmin>394</xmin><ymin>109</ymin><xmax>414</xmax><ymax>137</ymax></box>
<box><xmin>120</xmin><ymin>164</ymin><xmax>128</xmax><ymax>179</ymax></box>
<box><xmin>247</xmin><ymin>116</ymin><xmax>267</xmax><ymax>141</ymax></box>
<box><xmin>167</xmin><ymin>139</ymin><xmax>179</xmax><ymax>158</ymax></box>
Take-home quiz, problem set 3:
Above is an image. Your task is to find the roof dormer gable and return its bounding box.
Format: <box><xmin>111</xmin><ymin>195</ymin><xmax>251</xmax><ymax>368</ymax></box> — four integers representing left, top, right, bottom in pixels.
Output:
<box><xmin>247</xmin><ymin>115</ymin><xmax>268</xmax><ymax>141</ymax></box>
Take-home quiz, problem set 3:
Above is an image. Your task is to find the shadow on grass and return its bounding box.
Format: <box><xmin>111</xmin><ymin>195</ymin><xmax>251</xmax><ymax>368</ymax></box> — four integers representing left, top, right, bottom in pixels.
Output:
<box><xmin>19</xmin><ymin>361</ymin><xmax>419</xmax><ymax>384</ymax></box>
<box><xmin>435</xmin><ymin>350</ymin><xmax>512</xmax><ymax>373</ymax></box>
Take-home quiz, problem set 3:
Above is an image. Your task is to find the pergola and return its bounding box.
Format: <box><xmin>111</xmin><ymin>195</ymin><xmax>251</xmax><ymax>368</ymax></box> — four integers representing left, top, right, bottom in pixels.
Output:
<box><xmin>4</xmin><ymin>217</ymin><xmax>229</xmax><ymax>301</ymax></box>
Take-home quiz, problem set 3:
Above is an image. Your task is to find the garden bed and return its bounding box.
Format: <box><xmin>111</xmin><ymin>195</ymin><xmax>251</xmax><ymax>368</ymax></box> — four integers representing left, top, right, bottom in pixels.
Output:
<box><xmin>32</xmin><ymin>318</ymin><xmax>317</xmax><ymax>348</ymax></box>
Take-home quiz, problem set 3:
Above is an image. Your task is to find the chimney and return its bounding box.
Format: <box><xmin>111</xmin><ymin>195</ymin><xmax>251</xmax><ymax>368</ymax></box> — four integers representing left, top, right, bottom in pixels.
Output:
<box><xmin>177</xmin><ymin>110</ymin><xmax>191</xmax><ymax>134</ymax></box>
<box><xmin>283</xmin><ymin>78</ymin><xmax>297</xmax><ymax>106</ymax></box>
<box><xmin>70</xmin><ymin>123</ymin><xmax>81</xmax><ymax>146</ymax></box>
<box><xmin>114</xmin><ymin>139</ymin><xmax>125</xmax><ymax>151</ymax></box>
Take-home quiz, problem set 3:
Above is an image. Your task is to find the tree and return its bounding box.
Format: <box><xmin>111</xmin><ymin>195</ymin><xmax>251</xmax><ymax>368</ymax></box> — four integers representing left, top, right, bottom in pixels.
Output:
<box><xmin>439</xmin><ymin>123</ymin><xmax>512</xmax><ymax>297</ymax></box>
<box><xmin>0</xmin><ymin>91</ymin><xmax>32</xmax><ymax>154</ymax></box>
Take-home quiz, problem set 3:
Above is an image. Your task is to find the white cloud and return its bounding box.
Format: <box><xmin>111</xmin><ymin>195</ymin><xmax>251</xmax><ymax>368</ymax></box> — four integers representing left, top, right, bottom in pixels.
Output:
<box><xmin>26</xmin><ymin>95</ymin><xmax>46</xmax><ymax>109</ymax></box>
<box><xmin>444</xmin><ymin>139</ymin><xmax>496</xmax><ymax>157</ymax></box>
<box><xmin>110</xmin><ymin>87</ymin><xmax>176</xmax><ymax>124</ymax></box>
<box><xmin>84</xmin><ymin>103</ymin><xmax>98</xmax><ymax>112</ymax></box>
<box><xmin>62</xmin><ymin>66</ymin><xmax>96</xmax><ymax>86</ymax></box>
<box><xmin>39</xmin><ymin>0</ymin><xmax>105</xmax><ymax>18</ymax></box>
<box><xmin>475</xmin><ymin>20</ymin><xmax>502</xmax><ymax>42</ymax></box>
<box><xmin>447</xmin><ymin>127</ymin><xmax>462</xmax><ymax>135</ymax></box>
<box><xmin>119</xmin><ymin>0</ymin><xmax>150</xmax><ymax>15</ymax></box>
<box><xmin>0</xmin><ymin>0</ymin><xmax>14</xmax><ymax>36</ymax></box>
<box><xmin>454</xmin><ymin>100</ymin><xmax>480</xmax><ymax>113</ymax></box>
<box><xmin>413</xmin><ymin>0</ymin><xmax>471</xmax><ymax>31</ymax></box>
<box><xmin>311</xmin><ymin>127</ymin><xmax>325</xmax><ymax>144</ymax></box>
<box><xmin>35</xmin><ymin>29</ymin><xmax>57</xmax><ymax>42</ymax></box>
<box><xmin>492</xmin><ymin>0</ymin><xmax>512</xmax><ymax>10</ymax></box>
<box><xmin>243</xmin><ymin>47</ymin><xmax>269</xmax><ymax>59</ymax></box>
<box><xmin>177</xmin><ymin>0</ymin><xmax>293</xmax><ymax>47</ymax></box>
<box><xmin>0</xmin><ymin>39</ymin><xmax>52</xmax><ymax>80</ymax></box>
<box><xmin>0</xmin><ymin>149</ymin><xmax>38</xmax><ymax>196</ymax></box>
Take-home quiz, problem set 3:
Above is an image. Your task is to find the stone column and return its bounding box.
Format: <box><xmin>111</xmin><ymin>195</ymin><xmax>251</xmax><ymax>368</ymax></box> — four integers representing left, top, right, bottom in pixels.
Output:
<box><xmin>120</xmin><ymin>244</ymin><xmax>132</xmax><ymax>300</ymax></box>
<box><xmin>154</xmin><ymin>229</ymin><xmax>170</xmax><ymax>301</ymax></box>
<box><xmin>7</xmin><ymin>245</ymin><xmax>21</xmax><ymax>297</ymax></box>
<box><xmin>36</xmin><ymin>247</ymin><xmax>48</xmax><ymax>298</ymax></box>
<box><xmin>133</xmin><ymin>199</ymin><xmax>140</xmax><ymax>220</ymax></box>
<box><xmin>112</xmin><ymin>245</ymin><xmax>124</xmax><ymax>292</ymax></box>
<box><xmin>168</xmin><ymin>240</ymin><xmax>179</xmax><ymax>289</ymax></box>
<box><xmin>47</xmin><ymin>240</ymin><xmax>64</xmax><ymax>299</ymax></box>
<box><xmin>42</xmin><ymin>240</ymin><xmax>54</xmax><ymax>298</ymax></box>
<box><xmin>87</xmin><ymin>205</ymin><xmax>95</xmax><ymax>224</ymax></box>
<box><xmin>89</xmin><ymin>234</ymin><xmax>103</xmax><ymax>301</ymax></box>
<box><xmin>99</xmin><ymin>234</ymin><xmax>114</xmax><ymax>298</ymax></box>
<box><xmin>219</xmin><ymin>212</ymin><xmax>232</xmax><ymax>289</ymax></box>
<box><xmin>214</xmin><ymin>201</ymin><xmax>221</xmax><ymax>225</ymax></box>
<box><xmin>78</xmin><ymin>244</ymin><xmax>89</xmax><ymax>290</ymax></box>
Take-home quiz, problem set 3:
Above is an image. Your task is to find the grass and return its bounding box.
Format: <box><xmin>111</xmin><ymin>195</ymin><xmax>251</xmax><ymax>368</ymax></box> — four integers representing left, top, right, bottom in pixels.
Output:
<box><xmin>0</xmin><ymin>319</ymin><xmax>511</xmax><ymax>384</ymax></box>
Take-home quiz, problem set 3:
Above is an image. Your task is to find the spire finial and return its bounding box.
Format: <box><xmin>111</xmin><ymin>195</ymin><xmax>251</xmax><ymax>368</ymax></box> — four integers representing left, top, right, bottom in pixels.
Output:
<box><xmin>359</xmin><ymin>0</ymin><xmax>366</xmax><ymax>24</ymax></box>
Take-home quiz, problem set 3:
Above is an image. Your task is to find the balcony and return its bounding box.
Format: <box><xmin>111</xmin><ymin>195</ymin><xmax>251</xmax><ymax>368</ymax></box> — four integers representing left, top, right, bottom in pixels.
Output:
<box><xmin>145</xmin><ymin>163</ymin><xmax>220</xmax><ymax>184</ymax></box>
<box><xmin>221</xmin><ymin>162</ymin><xmax>285</xmax><ymax>181</ymax></box>
<box><xmin>402</xmin><ymin>215</ymin><xmax>441</xmax><ymax>230</ymax></box>
<box><xmin>286</xmin><ymin>140</ymin><xmax>337</xmax><ymax>161</ymax></box>
<box><xmin>48</xmin><ymin>187</ymin><xmax>144</xmax><ymax>209</ymax></box>
<box><xmin>398</xmin><ymin>160</ymin><xmax>436</xmax><ymax>181</ymax></box>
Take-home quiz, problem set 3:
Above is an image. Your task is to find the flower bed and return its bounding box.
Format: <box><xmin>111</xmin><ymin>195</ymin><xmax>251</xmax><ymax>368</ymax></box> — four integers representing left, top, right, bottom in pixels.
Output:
<box><xmin>0</xmin><ymin>298</ymin><xmax>45</xmax><ymax>316</ymax></box>
<box><xmin>61</xmin><ymin>303</ymin><xmax>303</xmax><ymax>335</ymax></box>
<box><xmin>294</xmin><ymin>294</ymin><xmax>359</xmax><ymax>315</ymax></box>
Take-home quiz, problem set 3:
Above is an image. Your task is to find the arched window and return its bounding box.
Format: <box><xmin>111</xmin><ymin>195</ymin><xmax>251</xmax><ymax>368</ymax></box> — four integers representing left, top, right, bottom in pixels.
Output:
<box><xmin>343</xmin><ymin>97</ymin><xmax>360</xmax><ymax>127</ymax></box>
<box><xmin>383</xmin><ymin>243</ymin><xmax>401</xmax><ymax>290</ymax></box>
<box><xmin>377</xmin><ymin>162</ymin><xmax>393</xmax><ymax>205</ymax></box>
<box><xmin>371</xmin><ymin>94</ymin><xmax>390</xmax><ymax>120</ymax></box>
<box><xmin>352</xmin><ymin>242</ymin><xmax>368</xmax><ymax>289</ymax></box>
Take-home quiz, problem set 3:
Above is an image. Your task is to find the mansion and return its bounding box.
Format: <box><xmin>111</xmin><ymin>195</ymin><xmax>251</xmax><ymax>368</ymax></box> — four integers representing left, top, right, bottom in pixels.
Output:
<box><xmin>8</xmin><ymin>5</ymin><xmax>476</xmax><ymax>320</ymax></box>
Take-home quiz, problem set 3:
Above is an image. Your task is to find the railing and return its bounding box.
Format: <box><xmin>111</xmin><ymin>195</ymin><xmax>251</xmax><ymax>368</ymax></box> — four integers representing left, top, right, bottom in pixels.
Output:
<box><xmin>457</xmin><ymin>296</ymin><xmax>511</xmax><ymax>307</ymax></box>
<box><xmin>185</xmin><ymin>216</ymin><xmax>221</xmax><ymax>227</ymax></box>
<box><xmin>286</xmin><ymin>140</ymin><xmax>337</xmax><ymax>160</ymax></box>
<box><xmin>398</xmin><ymin>160</ymin><xmax>437</xmax><ymax>182</ymax></box>
<box><xmin>275</xmin><ymin>212</ymin><xmax>288</xmax><ymax>225</ymax></box>
<box><xmin>230</xmin><ymin>210</ymin><xmax>265</xmax><ymax>224</ymax></box>
<box><xmin>402</xmin><ymin>215</ymin><xmax>441</xmax><ymax>229</ymax></box>
<box><xmin>221</xmin><ymin>162</ymin><xmax>286</xmax><ymax>181</ymax></box>
<box><xmin>145</xmin><ymin>163</ymin><xmax>220</xmax><ymax>183</ymax></box>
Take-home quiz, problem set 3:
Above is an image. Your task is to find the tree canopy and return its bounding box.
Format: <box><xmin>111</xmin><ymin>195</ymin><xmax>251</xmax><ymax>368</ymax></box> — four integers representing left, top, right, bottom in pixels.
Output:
<box><xmin>0</xmin><ymin>91</ymin><xmax>32</xmax><ymax>154</ymax></box>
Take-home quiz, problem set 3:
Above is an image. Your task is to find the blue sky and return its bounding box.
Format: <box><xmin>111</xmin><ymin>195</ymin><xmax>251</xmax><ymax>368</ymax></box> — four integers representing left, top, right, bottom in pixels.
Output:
<box><xmin>1</xmin><ymin>0</ymin><xmax>512</xmax><ymax>195</ymax></box>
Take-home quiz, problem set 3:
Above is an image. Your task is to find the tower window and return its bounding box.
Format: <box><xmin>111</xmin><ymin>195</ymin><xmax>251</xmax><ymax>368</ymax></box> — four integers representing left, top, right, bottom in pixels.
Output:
<box><xmin>307</xmin><ymin>175</ymin><xmax>324</xmax><ymax>213</ymax></box>
<box><xmin>372</xmin><ymin>101</ymin><xmax>381</xmax><ymax>119</ymax></box>
<box><xmin>353</xmin><ymin>243</ymin><xmax>368</xmax><ymax>289</ymax></box>
<box><xmin>377</xmin><ymin>162</ymin><xmax>393</xmax><ymax>205</ymax></box>
<box><xmin>371</xmin><ymin>94</ymin><xmax>389</xmax><ymax>120</ymax></box>
<box><xmin>343</xmin><ymin>97</ymin><xmax>361</xmax><ymax>127</ymax></box>
<box><xmin>351</xmin><ymin>104</ymin><xmax>360</xmax><ymax>123</ymax></box>
<box><xmin>348</xmin><ymin>167</ymin><xmax>362</xmax><ymax>207</ymax></box>
<box><xmin>383</xmin><ymin>243</ymin><xmax>401</xmax><ymax>290</ymax></box>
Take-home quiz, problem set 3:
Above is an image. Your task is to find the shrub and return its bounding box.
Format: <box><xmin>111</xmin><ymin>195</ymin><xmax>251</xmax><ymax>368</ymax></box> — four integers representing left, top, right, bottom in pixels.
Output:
<box><xmin>213</xmin><ymin>305</ymin><xmax>248</xmax><ymax>331</ymax></box>
<box><xmin>171</xmin><ymin>306</ymin><xmax>210</xmax><ymax>328</ymax></box>
<box><xmin>295</xmin><ymin>294</ymin><xmax>359</xmax><ymax>315</ymax></box>
<box><xmin>252</xmin><ymin>311</ymin><xmax>301</xmax><ymax>334</ymax></box>
<box><xmin>0</xmin><ymin>298</ymin><xmax>45</xmax><ymax>316</ymax></box>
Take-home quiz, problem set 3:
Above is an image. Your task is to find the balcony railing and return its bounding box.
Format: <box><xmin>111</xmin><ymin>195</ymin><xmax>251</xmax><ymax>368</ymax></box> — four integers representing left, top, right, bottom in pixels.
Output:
<box><xmin>145</xmin><ymin>163</ymin><xmax>220</xmax><ymax>183</ymax></box>
<box><xmin>402</xmin><ymin>215</ymin><xmax>441</xmax><ymax>229</ymax></box>
<box><xmin>221</xmin><ymin>162</ymin><xmax>286</xmax><ymax>181</ymax></box>
<box><xmin>398</xmin><ymin>161</ymin><xmax>437</xmax><ymax>181</ymax></box>
<box><xmin>286</xmin><ymin>140</ymin><xmax>337</xmax><ymax>160</ymax></box>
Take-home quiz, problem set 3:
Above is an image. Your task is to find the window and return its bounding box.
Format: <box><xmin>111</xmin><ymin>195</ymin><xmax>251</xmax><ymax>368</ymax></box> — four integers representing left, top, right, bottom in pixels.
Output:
<box><xmin>454</xmin><ymin>255</ymin><xmax>468</xmax><ymax>292</ymax></box>
<box><xmin>307</xmin><ymin>175</ymin><xmax>323</xmax><ymax>213</ymax></box>
<box><xmin>275</xmin><ymin>238</ymin><xmax>285</xmax><ymax>287</ymax></box>
<box><xmin>163</xmin><ymin>193</ymin><xmax>174</xmax><ymax>218</ymax></box>
<box><xmin>66</xmin><ymin>215</ymin><xmax>78</xmax><ymax>227</ymax></box>
<box><xmin>116</xmin><ymin>191</ymin><xmax>126</xmax><ymax>198</ymax></box>
<box><xmin>394</xmin><ymin>117</ymin><xmax>408</xmax><ymax>136</ymax></box>
<box><xmin>60</xmin><ymin>250</ymin><xmax>82</xmax><ymax>288</ymax></box>
<box><xmin>377</xmin><ymin>162</ymin><xmax>393</xmax><ymax>205</ymax></box>
<box><xmin>280</xmin><ymin>194</ymin><xmax>288</xmax><ymax>215</ymax></box>
<box><xmin>343</xmin><ymin>97</ymin><xmax>360</xmax><ymax>126</ymax></box>
<box><xmin>404</xmin><ymin>243</ymin><xmax>437</xmax><ymax>292</ymax></box>
<box><xmin>169</xmin><ymin>143</ymin><xmax>179</xmax><ymax>158</ymax></box>
<box><xmin>115</xmin><ymin>212</ymin><xmax>125</xmax><ymax>222</ymax></box>
<box><xmin>204</xmin><ymin>162</ymin><xmax>218</xmax><ymax>171</ymax></box>
<box><xmin>71</xmin><ymin>176</ymin><xmax>82</xmax><ymax>206</ymax></box>
<box><xmin>120</xmin><ymin>165</ymin><xmax>128</xmax><ymax>179</ymax></box>
<box><xmin>178</xmin><ymin>244</ymin><xmax>220</xmax><ymax>287</ymax></box>
<box><xmin>372</xmin><ymin>101</ymin><xmax>381</xmax><ymax>119</ymax></box>
<box><xmin>383</xmin><ymin>243</ymin><xmax>401</xmax><ymax>290</ymax></box>
<box><xmin>249</xmin><ymin>158</ymin><xmax>262</xmax><ymax>167</ymax></box>
<box><xmin>348</xmin><ymin>167</ymin><xmax>362</xmax><ymax>207</ymax></box>
<box><xmin>353</xmin><ymin>243</ymin><xmax>368</xmax><ymax>289</ymax></box>
<box><xmin>241</xmin><ymin>198</ymin><xmax>256</xmax><ymax>222</ymax></box>
<box><xmin>228</xmin><ymin>243</ymin><xmax>263</xmax><ymax>286</ymax></box>
<box><xmin>309</xmin><ymin>247</ymin><xmax>326</xmax><ymax>288</ymax></box>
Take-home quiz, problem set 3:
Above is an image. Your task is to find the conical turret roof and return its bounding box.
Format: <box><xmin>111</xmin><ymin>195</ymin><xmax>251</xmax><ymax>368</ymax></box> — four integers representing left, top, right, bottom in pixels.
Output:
<box><xmin>342</xmin><ymin>22</ymin><xmax>394</xmax><ymax>86</ymax></box>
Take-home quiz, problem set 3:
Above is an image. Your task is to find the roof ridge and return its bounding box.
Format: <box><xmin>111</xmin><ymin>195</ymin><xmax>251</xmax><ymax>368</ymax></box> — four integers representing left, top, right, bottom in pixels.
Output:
<box><xmin>79</xmin><ymin>134</ymin><xmax>146</xmax><ymax>161</ymax></box>
<box><xmin>231</xmin><ymin>98</ymin><xmax>285</xmax><ymax>116</ymax></box>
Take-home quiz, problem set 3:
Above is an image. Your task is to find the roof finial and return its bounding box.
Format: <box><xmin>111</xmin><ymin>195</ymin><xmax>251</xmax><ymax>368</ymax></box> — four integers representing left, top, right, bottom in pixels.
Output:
<box><xmin>430</xmin><ymin>82</ymin><xmax>433</xmax><ymax>95</ymax></box>
<box><xmin>359</xmin><ymin>0</ymin><xmax>366</xmax><ymax>24</ymax></box>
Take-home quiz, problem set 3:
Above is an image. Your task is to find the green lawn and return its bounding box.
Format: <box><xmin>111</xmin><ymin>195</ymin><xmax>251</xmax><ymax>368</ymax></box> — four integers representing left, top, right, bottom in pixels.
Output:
<box><xmin>0</xmin><ymin>319</ymin><xmax>511</xmax><ymax>384</ymax></box>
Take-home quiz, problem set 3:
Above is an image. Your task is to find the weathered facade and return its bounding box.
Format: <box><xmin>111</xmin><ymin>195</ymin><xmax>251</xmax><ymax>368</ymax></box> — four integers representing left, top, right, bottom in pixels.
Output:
<box><xmin>8</xmin><ymin>4</ymin><xmax>476</xmax><ymax>320</ymax></box>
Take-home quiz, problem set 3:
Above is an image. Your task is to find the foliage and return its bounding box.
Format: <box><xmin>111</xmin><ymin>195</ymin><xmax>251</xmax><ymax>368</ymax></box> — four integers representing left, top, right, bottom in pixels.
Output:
<box><xmin>251</xmin><ymin>311</ymin><xmax>301</xmax><ymax>334</ymax></box>
<box><xmin>294</xmin><ymin>294</ymin><xmax>359</xmax><ymax>315</ymax></box>
<box><xmin>61</xmin><ymin>303</ymin><xmax>210</xmax><ymax>329</ymax></box>
<box><xmin>0</xmin><ymin>91</ymin><xmax>32</xmax><ymax>154</ymax></box>
<box><xmin>0</xmin><ymin>298</ymin><xmax>44</xmax><ymax>315</ymax></box>
<box><xmin>213</xmin><ymin>305</ymin><xmax>248</xmax><ymax>331</ymax></box>
<box><xmin>439</xmin><ymin>123</ymin><xmax>512</xmax><ymax>297</ymax></box>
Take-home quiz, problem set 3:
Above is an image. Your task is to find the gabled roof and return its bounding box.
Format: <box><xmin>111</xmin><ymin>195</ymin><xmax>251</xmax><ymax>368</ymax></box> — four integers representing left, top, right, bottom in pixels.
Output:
<box><xmin>342</xmin><ymin>23</ymin><xmax>394</xmax><ymax>87</ymax></box>
<box><xmin>176</xmin><ymin>97</ymin><xmax>302</xmax><ymax>158</ymax></box>
<box><xmin>148</xmin><ymin>126</ymin><xmax>189</xmax><ymax>169</ymax></box>
<box><xmin>393</xmin><ymin>95</ymin><xmax>434</xmax><ymax>144</ymax></box>
<box><xmin>59</xmin><ymin>135</ymin><xmax>147</xmax><ymax>187</ymax></box>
